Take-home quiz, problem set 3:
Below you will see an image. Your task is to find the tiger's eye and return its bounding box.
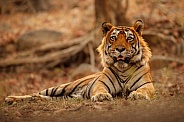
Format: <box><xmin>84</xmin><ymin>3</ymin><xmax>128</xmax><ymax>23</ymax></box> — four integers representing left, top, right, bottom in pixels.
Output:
<box><xmin>127</xmin><ymin>37</ymin><xmax>134</xmax><ymax>42</ymax></box>
<box><xmin>110</xmin><ymin>36</ymin><xmax>116</xmax><ymax>41</ymax></box>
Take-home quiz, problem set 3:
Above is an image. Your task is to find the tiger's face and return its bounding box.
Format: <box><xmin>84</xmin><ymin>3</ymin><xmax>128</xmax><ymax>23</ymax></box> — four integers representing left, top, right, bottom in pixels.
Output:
<box><xmin>105</xmin><ymin>27</ymin><xmax>139</xmax><ymax>68</ymax></box>
<box><xmin>98</xmin><ymin>20</ymin><xmax>151</xmax><ymax>70</ymax></box>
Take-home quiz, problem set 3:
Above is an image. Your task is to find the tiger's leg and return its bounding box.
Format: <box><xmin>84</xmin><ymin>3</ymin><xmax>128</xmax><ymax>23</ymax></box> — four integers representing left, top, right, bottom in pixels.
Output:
<box><xmin>5</xmin><ymin>85</ymin><xmax>71</xmax><ymax>105</ymax></box>
<box><xmin>5</xmin><ymin>82</ymin><xmax>72</xmax><ymax>104</ymax></box>
<box><xmin>90</xmin><ymin>81</ymin><xmax>113</xmax><ymax>102</ymax></box>
<box><xmin>128</xmin><ymin>83</ymin><xmax>155</xmax><ymax>100</ymax></box>
<box><xmin>4</xmin><ymin>93</ymin><xmax>53</xmax><ymax>105</ymax></box>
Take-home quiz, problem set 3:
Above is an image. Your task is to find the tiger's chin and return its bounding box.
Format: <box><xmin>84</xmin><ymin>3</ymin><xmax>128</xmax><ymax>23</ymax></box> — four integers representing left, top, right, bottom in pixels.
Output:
<box><xmin>113</xmin><ymin>62</ymin><xmax>129</xmax><ymax>70</ymax></box>
<box><xmin>104</xmin><ymin>55</ymin><xmax>130</xmax><ymax>70</ymax></box>
<box><xmin>112</xmin><ymin>56</ymin><xmax>131</xmax><ymax>69</ymax></box>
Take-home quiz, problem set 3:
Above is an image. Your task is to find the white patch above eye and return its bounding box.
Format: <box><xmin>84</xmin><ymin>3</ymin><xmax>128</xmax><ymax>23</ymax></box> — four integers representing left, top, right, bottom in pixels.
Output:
<box><xmin>110</xmin><ymin>29</ymin><xmax>120</xmax><ymax>41</ymax></box>
<box><xmin>124</xmin><ymin>30</ymin><xmax>134</xmax><ymax>42</ymax></box>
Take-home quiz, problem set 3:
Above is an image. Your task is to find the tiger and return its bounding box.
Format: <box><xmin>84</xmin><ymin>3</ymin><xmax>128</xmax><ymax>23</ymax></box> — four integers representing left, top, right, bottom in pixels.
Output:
<box><xmin>5</xmin><ymin>20</ymin><xmax>155</xmax><ymax>104</ymax></box>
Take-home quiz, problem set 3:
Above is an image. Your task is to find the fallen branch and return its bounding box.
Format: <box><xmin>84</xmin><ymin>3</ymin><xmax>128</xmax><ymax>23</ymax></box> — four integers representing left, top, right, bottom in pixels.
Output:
<box><xmin>0</xmin><ymin>32</ymin><xmax>94</xmax><ymax>68</ymax></box>
<box><xmin>143</xmin><ymin>30</ymin><xmax>177</xmax><ymax>43</ymax></box>
<box><xmin>8</xmin><ymin>33</ymin><xmax>90</xmax><ymax>59</ymax></box>
<box><xmin>151</xmin><ymin>55</ymin><xmax>184</xmax><ymax>64</ymax></box>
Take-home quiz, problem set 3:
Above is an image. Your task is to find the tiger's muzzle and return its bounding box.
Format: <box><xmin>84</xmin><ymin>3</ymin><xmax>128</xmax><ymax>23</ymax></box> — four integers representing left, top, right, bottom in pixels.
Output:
<box><xmin>112</xmin><ymin>55</ymin><xmax>131</xmax><ymax>64</ymax></box>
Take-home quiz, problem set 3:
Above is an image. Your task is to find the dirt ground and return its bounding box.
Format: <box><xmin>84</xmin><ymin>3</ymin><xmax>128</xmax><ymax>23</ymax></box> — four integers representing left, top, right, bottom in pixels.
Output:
<box><xmin>0</xmin><ymin>90</ymin><xmax>184</xmax><ymax>122</ymax></box>
<box><xmin>0</xmin><ymin>68</ymin><xmax>184</xmax><ymax>122</ymax></box>
<box><xmin>0</xmin><ymin>0</ymin><xmax>184</xmax><ymax>122</ymax></box>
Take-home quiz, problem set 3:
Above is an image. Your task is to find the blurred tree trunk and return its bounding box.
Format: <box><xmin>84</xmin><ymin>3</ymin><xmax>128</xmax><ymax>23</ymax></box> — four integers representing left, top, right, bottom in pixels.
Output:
<box><xmin>93</xmin><ymin>0</ymin><xmax>130</xmax><ymax>47</ymax></box>
<box><xmin>30</xmin><ymin>0</ymin><xmax>50</xmax><ymax>12</ymax></box>
<box><xmin>0</xmin><ymin>0</ymin><xmax>50</xmax><ymax>14</ymax></box>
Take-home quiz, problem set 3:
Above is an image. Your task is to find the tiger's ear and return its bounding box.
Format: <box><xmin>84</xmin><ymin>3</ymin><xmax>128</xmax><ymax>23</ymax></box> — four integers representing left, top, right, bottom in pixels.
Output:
<box><xmin>102</xmin><ymin>22</ymin><xmax>113</xmax><ymax>35</ymax></box>
<box><xmin>133</xmin><ymin>20</ymin><xmax>144</xmax><ymax>35</ymax></box>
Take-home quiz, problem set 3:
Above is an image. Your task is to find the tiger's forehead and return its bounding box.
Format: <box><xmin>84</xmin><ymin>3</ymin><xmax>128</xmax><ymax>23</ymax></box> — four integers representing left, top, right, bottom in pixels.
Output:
<box><xmin>115</xmin><ymin>26</ymin><xmax>131</xmax><ymax>30</ymax></box>
<box><xmin>109</xmin><ymin>26</ymin><xmax>134</xmax><ymax>40</ymax></box>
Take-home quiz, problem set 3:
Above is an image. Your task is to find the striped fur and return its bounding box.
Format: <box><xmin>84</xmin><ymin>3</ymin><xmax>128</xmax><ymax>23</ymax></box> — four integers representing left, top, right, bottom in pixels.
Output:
<box><xmin>5</xmin><ymin>20</ymin><xmax>155</xmax><ymax>104</ymax></box>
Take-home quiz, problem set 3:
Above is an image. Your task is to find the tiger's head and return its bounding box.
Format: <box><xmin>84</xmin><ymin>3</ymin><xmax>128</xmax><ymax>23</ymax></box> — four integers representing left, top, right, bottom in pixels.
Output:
<box><xmin>97</xmin><ymin>20</ymin><xmax>151</xmax><ymax>70</ymax></box>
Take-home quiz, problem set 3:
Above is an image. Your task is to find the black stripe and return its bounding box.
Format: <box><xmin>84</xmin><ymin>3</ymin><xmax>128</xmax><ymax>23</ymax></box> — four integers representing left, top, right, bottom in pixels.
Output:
<box><xmin>132</xmin><ymin>43</ymin><xmax>137</xmax><ymax>52</ymax></box>
<box><xmin>99</xmin><ymin>80</ymin><xmax>111</xmax><ymax>93</ymax></box>
<box><xmin>87</xmin><ymin>76</ymin><xmax>101</xmax><ymax>98</ymax></box>
<box><xmin>124</xmin><ymin>75</ymin><xmax>133</xmax><ymax>84</ymax></box>
<box><xmin>46</xmin><ymin>89</ymin><xmax>48</xmax><ymax>96</ymax></box>
<box><xmin>50</xmin><ymin>88</ymin><xmax>54</xmax><ymax>97</ymax></box>
<box><xmin>134</xmin><ymin>82</ymin><xmax>152</xmax><ymax>91</ymax></box>
<box><xmin>110</xmin><ymin>67</ymin><xmax>125</xmax><ymax>83</ymax></box>
<box><xmin>109</xmin><ymin>67</ymin><xmax>123</xmax><ymax>89</ymax></box>
<box><xmin>128</xmin><ymin>65</ymin><xmax>145</xmax><ymax>82</ymax></box>
<box><xmin>55</xmin><ymin>84</ymin><xmax>70</xmax><ymax>97</ymax></box>
<box><xmin>137</xmin><ymin>36</ymin><xmax>140</xmax><ymax>48</ymax></box>
<box><xmin>103</xmin><ymin>73</ymin><xmax>116</xmax><ymax>93</ymax></box>
<box><xmin>51</xmin><ymin>87</ymin><xmax>59</xmax><ymax>97</ymax></box>
<box><xmin>130</xmin><ymin>71</ymin><xmax>149</xmax><ymax>90</ymax></box>
<box><xmin>124</xmin><ymin>65</ymin><xmax>144</xmax><ymax>84</ymax></box>
<box><xmin>68</xmin><ymin>79</ymin><xmax>91</xmax><ymax>96</ymax></box>
<box><xmin>82</xmin><ymin>90</ymin><xmax>86</xmax><ymax>99</ymax></box>
<box><xmin>82</xmin><ymin>77</ymin><xmax>100</xmax><ymax>99</ymax></box>
<box><xmin>134</xmin><ymin>36</ymin><xmax>140</xmax><ymax>53</ymax></box>
<box><xmin>132</xmin><ymin>43</ymin><xmax>136</xmax><ymax>49</ymax></box>
<box><xmin>136</xmin><ymin>50</ymin><xmax>140</xmax><ymax>55</ymax></box>
<box><xmin>105</xmin><ymin>50</ymin><xmax>108</xmax><ymax>55</ymax></box>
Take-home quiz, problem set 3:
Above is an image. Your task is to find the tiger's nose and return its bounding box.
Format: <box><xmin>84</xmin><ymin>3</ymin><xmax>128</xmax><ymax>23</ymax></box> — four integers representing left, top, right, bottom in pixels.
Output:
<box><xmin>115</xmin><ymin>46</ymin><xmax>125</xmax><ymax>52</ymax></box>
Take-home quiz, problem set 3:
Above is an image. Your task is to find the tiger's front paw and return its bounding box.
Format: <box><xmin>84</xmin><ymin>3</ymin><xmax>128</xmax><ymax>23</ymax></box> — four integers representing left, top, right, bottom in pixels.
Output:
<box><xmin>91</xmin><ymin>93</ymin><xmax>113</xmax><ymax>102</ymax></box>
<box><xmin>128</xmin><ymin>91</ymin><xmax>150</xmax><ymax>100</ymax></box>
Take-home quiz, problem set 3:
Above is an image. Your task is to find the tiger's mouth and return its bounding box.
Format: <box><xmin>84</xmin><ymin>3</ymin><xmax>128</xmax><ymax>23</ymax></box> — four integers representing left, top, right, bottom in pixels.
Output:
<box><xmin>113</xmin><ymin>55</ymin><xmax>130</xmax><ymax>63</ymax></box>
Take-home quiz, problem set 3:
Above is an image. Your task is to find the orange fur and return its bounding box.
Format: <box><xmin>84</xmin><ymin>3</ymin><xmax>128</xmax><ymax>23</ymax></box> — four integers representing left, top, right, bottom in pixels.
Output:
<box><xmin>5</xmin><ymin>20</ymin><xmax>155</xmax><ymax>104</ymax></box>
